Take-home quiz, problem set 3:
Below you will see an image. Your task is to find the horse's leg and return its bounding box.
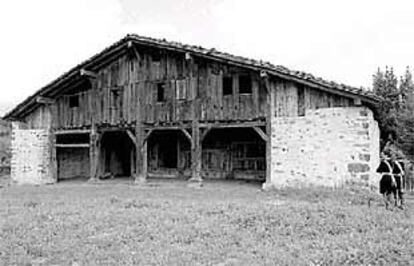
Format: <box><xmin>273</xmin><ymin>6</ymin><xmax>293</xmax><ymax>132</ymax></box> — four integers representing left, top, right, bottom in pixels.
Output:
<box><xmin>383</xmin><ymin>193</ymin><xmax>390</xmax><ymax>210</ymax></box>
<box><xmin>398</xmin><ymin>189</ymin><xmax>404</xmax><ymax>209</ymax></box>
<box><xmin>393</xmin><ymin>189</ymin><xmax>398</xmax><ymax>207</ymax></box>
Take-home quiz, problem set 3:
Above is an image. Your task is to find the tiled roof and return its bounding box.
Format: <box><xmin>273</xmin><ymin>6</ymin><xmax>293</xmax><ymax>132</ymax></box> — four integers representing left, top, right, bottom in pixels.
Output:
<box><xmin>4</xmin><ymin>34</ymin><xmax>380</xmax><ymax>120</ymax></box>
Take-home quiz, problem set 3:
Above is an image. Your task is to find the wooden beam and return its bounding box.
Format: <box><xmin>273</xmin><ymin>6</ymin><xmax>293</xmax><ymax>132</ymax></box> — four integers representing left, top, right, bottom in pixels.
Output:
<box><xmin>89</xmin><ymin>79</ymin><xmax>99</xmax><ymax>181</ymax></box>
<box><xmin>260</xmin><ymin>70</ymin><xmax>269</xmax><ymax>78</ymax></box>
<box><xmin>253</xmin><ymin>126</ymin><xmax>268</xmax><ymax>142</ymax></box>
<box><xmin>126</xmin><ymin>129</ymin><xmax>137</xmax><ymax>146</ymax></box>
<box><xmin>80</xmin><ymin>69</ymin><xmax>97</xmax><ymax>79</ymax></box>
<box><xmin>185</xmin><ymin>52</ymin><xmax>192</xmax><ymax>61</ymax></box>
<box><xmin>187</xmin><ymin>55</ymin><xmax>202</xmax><ymax>185</ymax></box>
<box><xmin>54</xmin><ymin>129</ymin><xmax>91</xmax><ymax>135</ymax></box>
<box><xmin>135</xmin><ymin>75</ymin><xmax>147</xmax><ymax>183</ymax></box>
<box><xmin>49</xmin><ymin>104</ymin><xmax>58</xmax><ymax>183</ymax></box>
<box><xmin>36</xmin><ymin>96</ymin><xmax>55</xmax><ymax>105</ymax></box>
<box><xmin>130</xmin><ymin>45</ymin><xmax>141</xmax><ymax>61</ymax></box>
<box><xmin>200</xmin><ymin>126</ymin><xmax>212</xmax><ymax>142</ymax></box>
<box><xmin>55</xmin><ymin>144</ymin><xmax>90</xmax><ymax>148</ymax></box>
<box><xmin>89</xmin><ymin>128</ymin><xmax>99</xmax><ymax>180</ymax></box>
<box><xmin>199</xmin><ymin>121</ymin><xmax>266</xmax><ymax>129</ymax></box>
<box><xmin>144</xmin><ymin>125</ymin><xmax>190</xmax><ymax>130</ymax></box>
<box><xmin>189</xmin><ymin>124</ymin><xmax>202</xmax><ymax>184</ymax></box>
<box><xmin>265</xmin><ymin>77</ymin><xmax>274</xmax><ymax>187</ymax></box>
<box><xmin>142</xmin><ymin>129</ymin><xmax>153</xmax><ymax>145</ymax></box>
<box><xmin>180</xmin><ymin>128</ymin><xmax>192</xmax><ymax>142</ymax></box>
<box><xmin>353</xmin><ymin>98</ymin><xmax>362</xmax><ymax>106</ymax></box>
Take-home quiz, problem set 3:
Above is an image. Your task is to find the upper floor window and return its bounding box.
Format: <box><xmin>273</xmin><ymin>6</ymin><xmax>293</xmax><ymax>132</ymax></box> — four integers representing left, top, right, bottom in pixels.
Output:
<box><xmin>152</xmin><ymin>51</ymin><xmax>162</xmax><ymax>62</ymax></box>
<box><xmin>157</xmin><ymin>82</ymin><xmax>166</xmax><ymax>102</ymax></box>
<box><xmin>176</xmin><ymin>79</ymin><xmax>187</xmax><ymax>100</ymax></box>
<box><xmin>223</xmin><ymin>76</ymin><xmax>233</xmax><ymax>96</ymax></box>
<box><xmin>69</xmin><ymin>95</ymin><xmax>79</xmax><ymax>108</ymax></box>
<box><xmin>239</xmin><ymin>74</ymin><xmax>252</xmax><ymax>94</ymax></box>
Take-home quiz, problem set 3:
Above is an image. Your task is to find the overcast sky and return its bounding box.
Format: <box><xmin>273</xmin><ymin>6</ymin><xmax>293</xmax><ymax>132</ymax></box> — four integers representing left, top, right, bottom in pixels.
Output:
<box><xmin>1</xmin><ymin>0</ymin><xmax>414</xmax><ymax>113</ymax></box>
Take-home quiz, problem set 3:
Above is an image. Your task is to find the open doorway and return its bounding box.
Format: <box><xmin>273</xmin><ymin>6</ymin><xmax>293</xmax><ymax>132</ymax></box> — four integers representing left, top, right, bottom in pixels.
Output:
<box><xmin>101</xmin><ymin>131</ymin><xmax>135</xmax><ymax>178</ymax></box>
<box><xmin>148</xmin><ymin>130</ymin><xmax>183</xmax><ymax>177</ymax></box>
<box><xmin>201</xmin><ymin>127</ymin><xmax>266</xmax><ymax>180</ymax></box>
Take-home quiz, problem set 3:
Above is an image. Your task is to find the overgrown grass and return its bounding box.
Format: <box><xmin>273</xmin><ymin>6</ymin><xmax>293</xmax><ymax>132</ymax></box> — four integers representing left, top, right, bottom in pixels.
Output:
<box><xmin>1</xmin><ymin>180</ymin><xmax>413</xmax><ymax>265</ymax></box>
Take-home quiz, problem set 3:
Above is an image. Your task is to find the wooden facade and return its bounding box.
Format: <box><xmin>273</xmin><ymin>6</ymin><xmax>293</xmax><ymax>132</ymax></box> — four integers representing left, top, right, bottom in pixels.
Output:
<box><xmin>5</xmin><ymin>35</ymin><xmax>377</xmax><ymax>184</ymax></box>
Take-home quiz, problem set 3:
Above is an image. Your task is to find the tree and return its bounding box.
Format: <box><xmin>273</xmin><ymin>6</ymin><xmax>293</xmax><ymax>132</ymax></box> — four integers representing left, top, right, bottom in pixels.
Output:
<box><xmin>373</xmin><ymin>66</ymin><xmax>414</xmax><ymax>159</ymax></box>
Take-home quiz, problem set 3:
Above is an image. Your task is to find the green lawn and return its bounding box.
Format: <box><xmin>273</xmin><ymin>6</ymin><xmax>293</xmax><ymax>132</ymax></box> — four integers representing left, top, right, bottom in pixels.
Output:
<box><xmin>1</xmin><ymin>179</ymin><xmax>413</xmax><ymax>265</ymax></box>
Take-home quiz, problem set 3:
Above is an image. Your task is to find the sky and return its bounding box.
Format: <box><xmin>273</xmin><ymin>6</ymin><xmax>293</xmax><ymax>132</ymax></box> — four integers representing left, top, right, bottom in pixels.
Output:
<box><xmin>1</xmin><ymin>0</ymin><xmax>414</xmax><ymax>114</ymax></box>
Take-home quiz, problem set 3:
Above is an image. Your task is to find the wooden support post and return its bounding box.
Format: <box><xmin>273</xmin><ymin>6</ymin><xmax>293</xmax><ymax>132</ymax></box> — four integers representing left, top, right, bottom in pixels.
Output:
<box><xmin>134</xmin><ymin>123</ymin><xmax>148</xmax><ymax>184</ymax></box>
<box><xmin>89</xmin><ymin>126</ymin><xmax>99</xmax><ymax>181</ymax></box>
<box><xmin>49</xmin><ymin>103</ymin><xmax>58</xmax><ymax>183</ymax></box>
<box><xmin>186</xmin><ymin>53</ymin><xmax>202</xmax><ymax>186</ymax></box>
<box><xmin>88</xmin><ymin>78</ymin><xmax>100</xmax><ymax>182</ymax></box>
<box><xmin>189</xmin><ymin>121</ymin><xmax>202</xmax><ymax>184</ymax></box>
<box><xmin>263</xmin><ymin>76</ymin><xmax>274</xmax><ymax>189</ymax></box>
<box><xmin>134</xmin><ymin>79</ymin><xmax>148</xmax><ymax>184</ymax></box>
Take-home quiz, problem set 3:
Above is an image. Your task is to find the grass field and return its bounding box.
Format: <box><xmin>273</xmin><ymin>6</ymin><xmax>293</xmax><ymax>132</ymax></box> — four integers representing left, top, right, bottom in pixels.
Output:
<box><xmin>1</xmin><ymin>179</ymin><xmax>413</xmax><ymax>265</ymax></box>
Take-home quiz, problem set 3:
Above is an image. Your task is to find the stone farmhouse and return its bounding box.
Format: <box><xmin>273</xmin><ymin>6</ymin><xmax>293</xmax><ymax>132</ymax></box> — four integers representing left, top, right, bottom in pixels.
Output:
<box><xmin>3</xmin><ymin>34</ymin><xmax>381</xmax><ymax>188</ymax></box>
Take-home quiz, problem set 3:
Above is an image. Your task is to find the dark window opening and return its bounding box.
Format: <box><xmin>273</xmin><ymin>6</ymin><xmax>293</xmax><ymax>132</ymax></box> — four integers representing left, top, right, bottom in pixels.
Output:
<box><xmin>157</xmin><ymin>82</ymin><xmax>165</xmax><ymax>102</ymax></box>
<box><xmin>239</xmin><ymin>75</ymin><xmax>252</xmax><ymax>94</ymax></box>
<box><xmin>69</xmin><ymin>95</ymin><xmax>79</xmax><ymax>108</ymax></box>
<box><xmin>152</xmin><ymin>51</ymin><xmax>162</xmax><ymax>62</ymax></box>
<box><xmin>223</xmin><ymin>76</ymin><xmax>233</xmax><ymax>95</ymax></box>
<box><xmin>56</xmin><ymin>133</ymin><xmax>90</xmax><ymax>144</ymax></box>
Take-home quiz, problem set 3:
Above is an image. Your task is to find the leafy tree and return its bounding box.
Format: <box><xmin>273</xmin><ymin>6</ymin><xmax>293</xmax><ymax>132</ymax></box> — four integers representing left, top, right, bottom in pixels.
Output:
<box><xmin>373</xmin><ymin>66</ymin><xmax>414</xmax><ymax>158</ymax></box>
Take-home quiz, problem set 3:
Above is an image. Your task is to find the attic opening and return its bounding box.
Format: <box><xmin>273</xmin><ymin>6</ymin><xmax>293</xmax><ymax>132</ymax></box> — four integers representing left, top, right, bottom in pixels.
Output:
<box><xmin>69</xmin><ymin>95</ymin><xmax>79</xmax><ymax>108</ymax></box>
<box><xmin>157</xmin><ymin>82</ymin><xmax>166</xmax><ymax>102</ymax></box>
<box><xmin>151</xmin><ymin>50</ymin><xmax>162</xmax><ymax>62</ymax></box>
<box><xmin>239</xmin><ymin>75</ymin><xmax>252</xmax><ymax>94</ymax></box>
<box><xmin>223</xmin><ymin>76</ymin><xmax>233</xmax><ymax>95</ymax></box>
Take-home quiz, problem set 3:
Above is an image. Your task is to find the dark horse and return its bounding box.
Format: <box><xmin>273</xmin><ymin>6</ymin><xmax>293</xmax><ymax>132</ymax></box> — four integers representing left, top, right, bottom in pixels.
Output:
<box><xmin>376</xmin><ymin>154</ymin><xmax>405</xmax><ymax>209</ymax></box>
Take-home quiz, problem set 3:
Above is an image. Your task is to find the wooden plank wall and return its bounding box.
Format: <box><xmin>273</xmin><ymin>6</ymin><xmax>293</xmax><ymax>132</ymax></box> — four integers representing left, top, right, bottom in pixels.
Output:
<box><xmin>272</xmin><ymin>80</ymin><xmax>354</xmax><ymax>118</ymax></box>
<box><xmin>24</xmin><ymin>105</ymin><xmax>52</xmax><ymax>129</ymax></box>
<box><xmin>48</xmin><ymin>49</ymin><xmax>356</xmax><ymax>130</ymax></box>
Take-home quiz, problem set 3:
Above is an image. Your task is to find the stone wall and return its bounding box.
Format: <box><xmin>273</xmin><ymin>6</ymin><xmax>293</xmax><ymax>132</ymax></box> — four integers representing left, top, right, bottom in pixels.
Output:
<box><xmin>11</xmin><ymin>125</ymin><xmax>56</xmax><ymax>184</ymax></box>
<box><xmin>267</xmin><ymin>107</ymin><xmax>380</xmax><ymax>189</ymax></box>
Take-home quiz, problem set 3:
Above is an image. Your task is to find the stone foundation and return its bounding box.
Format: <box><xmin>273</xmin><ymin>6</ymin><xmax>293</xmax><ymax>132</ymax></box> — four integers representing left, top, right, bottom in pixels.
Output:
<box><xmin>11</xmin><ymin>123</ymin><xmax>55</xmax><ymax>184</ymax></box>
<box><xmin>266</xmin><ymin>107</ymin><xmax>380</xmax><ymax>189</ymax></box>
